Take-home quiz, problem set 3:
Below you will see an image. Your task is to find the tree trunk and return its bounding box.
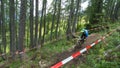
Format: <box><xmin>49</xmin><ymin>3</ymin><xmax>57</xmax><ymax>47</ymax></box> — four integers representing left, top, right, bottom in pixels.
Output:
<box><xmin>15</xmin><ymin>0</ymin><xmax>18</xmax><ymax>52</ymax></box>
<box><xmin>55</xmin><ymin>0</ymin><xmax>61</xmax><ymax>39</ymax></box>
<box><xmin>50</xmin><ymin>0</ymin><xmax>57</xmax><ymax>40</ymax></box>
<box><xmin>0</xmin><ymin>0</ymin><xmax>2</xmax><ymax>53</ymax></box>
<box><xmin>66</xmin><ymin>0</ymin><xmax>74</xmax><ymax>40</ymax></box>
<box><xmin>9</xmin><ymin>0</ymin><xmax>16</xmax><ymax>59</ymax></box>
<box><xmin>42</xmin><ymin>0</ymin><xmax>47</xmax><ymax>45</ymax></box>
<box><xmin>1</xmin><ymin>0</ymin><xmax>7</xmax><ymax>54</ymax></box>
<box><xmin>34</xmin><ymin>0</ymin><xmax>39</xmax><ymax>47</ymax></box>
<box><xmin>72</xmin><ymin>0</ymin><xmax>81</xmax><ymax>33</ymax></box>
<box><xmin>39</xmin><ymin>0</ymin><xmax>44</xmax><ymax>45</ymax></box>
<box><xmin>18</xmin><ymin>0</ymin><xmax>27</xmax><ymax>55</ymax></box>
<box><xmin>29</xmin><ymin>0</ymin><xmax>34</xmax><ymax>48</ymax></box>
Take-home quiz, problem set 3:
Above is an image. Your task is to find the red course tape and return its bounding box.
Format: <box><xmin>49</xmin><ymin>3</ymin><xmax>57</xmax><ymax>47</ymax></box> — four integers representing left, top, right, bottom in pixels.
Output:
<box><xmin>50</xmin><ymin>30</ymin><xmax>115</xmax><ymax>68</ymax></box>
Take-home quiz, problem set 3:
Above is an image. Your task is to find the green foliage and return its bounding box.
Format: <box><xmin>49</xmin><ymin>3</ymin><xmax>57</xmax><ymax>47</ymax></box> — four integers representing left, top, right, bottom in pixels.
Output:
<box><xmin>8</xmin><ymin>60</ymin><xmax>21</xmax><ymax>68</ymax></box>
<box><xmin>2</xmin><ymin>22</ymin><xmax>119</xmax><ymax>68</ymax></box>
<box><xmin>41</xmin><ymin>39</ymin><xmax>74</xmax><ymax>59</ymax></box>
<box><xmin>1</xmin><ymin>0</ymin><xmax>120</xmax><ymax>67</ymax></box>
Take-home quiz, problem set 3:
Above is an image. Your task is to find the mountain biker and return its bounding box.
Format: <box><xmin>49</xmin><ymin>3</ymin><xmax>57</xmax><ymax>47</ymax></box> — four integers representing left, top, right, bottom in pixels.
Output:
<box><xmin>79</xmin><ymin>28</ymin><xmax>89</xmax><ymax>43</ymax></box>
<box><xmin>71</xmin><ymin>28</ymin><xmax>89</xmax><ymax>44</ymax></box>
<box><xmin>74</xmin><ymin>28</ymin><xmax>89</xmax><ymax>49</ymax></box>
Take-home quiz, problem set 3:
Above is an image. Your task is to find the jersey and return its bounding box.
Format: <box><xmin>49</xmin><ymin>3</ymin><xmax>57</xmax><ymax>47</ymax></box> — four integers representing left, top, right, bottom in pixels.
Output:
<box><xmin>84</xmin><ymin>29</ymin><xmax>89</xmax><ymax>37</ymax></box>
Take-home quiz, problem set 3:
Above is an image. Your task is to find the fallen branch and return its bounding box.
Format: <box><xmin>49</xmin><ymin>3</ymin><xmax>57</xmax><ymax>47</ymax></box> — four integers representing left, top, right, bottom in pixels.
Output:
<box><xmin>104</xmin><ymin>44</ymin><xmax>120</xmax><ymax>57</ymax></box>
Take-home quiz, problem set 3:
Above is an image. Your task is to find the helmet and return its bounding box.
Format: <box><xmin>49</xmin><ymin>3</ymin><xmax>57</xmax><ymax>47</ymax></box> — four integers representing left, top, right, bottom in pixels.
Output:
<box><xmin>81</xmin><ymin>29</ymin><xmax>85</xmax><ymax>32</ymax></box>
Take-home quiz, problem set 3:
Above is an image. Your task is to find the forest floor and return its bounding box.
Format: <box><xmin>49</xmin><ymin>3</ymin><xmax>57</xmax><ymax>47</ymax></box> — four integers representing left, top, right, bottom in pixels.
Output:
<box><xmin>39</xmin><ymin>22</ymin><xmax>120</xmax><ymax>68</ymax></box>
<box><xmin>48</xmin><ymin>33</ymin><xmax>101</xmax><ymax>67</ymax></box>
<box><xmin>0</xmin><ymin>22</ymin><xmax>120</xmax><ymax>68</ymax></box>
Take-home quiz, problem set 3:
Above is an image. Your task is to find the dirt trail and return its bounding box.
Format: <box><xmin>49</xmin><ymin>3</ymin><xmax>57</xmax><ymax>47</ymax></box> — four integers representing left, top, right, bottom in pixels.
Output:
<box><xmin>40</xmin><ymin>33</ymin><xmax>101</xmax><ymax>68</ymax></box>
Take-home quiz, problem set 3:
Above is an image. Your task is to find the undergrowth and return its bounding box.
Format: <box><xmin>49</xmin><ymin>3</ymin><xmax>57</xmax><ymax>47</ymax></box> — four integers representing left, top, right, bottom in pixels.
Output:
<box><xmin>1</xmin><ymin>22</ymin><xmax>120</xmax><ymax>68</ymax></box>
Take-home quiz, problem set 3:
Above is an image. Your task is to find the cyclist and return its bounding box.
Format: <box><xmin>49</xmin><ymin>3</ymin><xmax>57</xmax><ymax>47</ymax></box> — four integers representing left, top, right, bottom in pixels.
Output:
<box><xmin>79</xmin><ymin>29</ymin><xmax>89</xmax><ymax>43</ymax></box>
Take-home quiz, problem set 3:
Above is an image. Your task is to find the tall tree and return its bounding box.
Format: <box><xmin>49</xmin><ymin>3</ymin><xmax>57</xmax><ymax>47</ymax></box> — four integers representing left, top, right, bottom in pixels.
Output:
<box><xmin>42</xmin><ymin>0</ymin><xmax>47</xmax><ymax>44</ymax></box>
<box><xmin>39</xmin><ymin>0</ymin><xmax>45</xmax><ymax>45</ymax></box>
<box><xmin>18</xmin><ymin>0</ymin><xmax>27</xmax><ymax>53</ymax></box>
<box><xmin>26</xmin><ymin>0</ymin><xmax>30</xmax><ymax>48</ymax></box>
<box><xmin>9</xmin><ymin>0</ymin><xmax>16</xmax><ymax>58</ymax></box>
<box><xmin>15</xmin><ymin>0</ymin><xmax>19</xmax><ymax>51</ymax></box>
<box><xmin>29</xmin><ymin>0</ymin><xmax>34</xmax><ymax>48</ymax></box>
<box><xmin>72</xmin><ymin>0</ymin><xmax>81</xmax><ymax>33</ymax></box>
<box><xmin>55</xmin><ymin>0</ymin><xmax>61</xmax><ymax>39</ymax></box>
<box><xmin>1</xmin><ymin>0</ymin><xmax>7</xmax><ymax>54</ymax></box>
<box><xmin>0</xmin><ymin>0</ymin><xmax>2</xmax><ymax>53</ymax></box>
<box><xmin>50</xmin><ymin>0</ymin><xmax>57</xmax><ymax>40</ymax></box>
<box><xmin>66</xmin><ymin>0</ymin><xmax>75</xmax><ymax>40</ymax></box>
<box><xmin>34</xmin><ymin>0</ymin><xmax>39</xmax><ymax>47</ymax></box>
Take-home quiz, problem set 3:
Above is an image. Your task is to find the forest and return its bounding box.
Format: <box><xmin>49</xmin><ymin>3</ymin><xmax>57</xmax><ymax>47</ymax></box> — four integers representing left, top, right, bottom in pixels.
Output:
<box><xmin>0</xmin><ymin>0</ymin><xmax>120</xmax><ymax>68</ymax></box>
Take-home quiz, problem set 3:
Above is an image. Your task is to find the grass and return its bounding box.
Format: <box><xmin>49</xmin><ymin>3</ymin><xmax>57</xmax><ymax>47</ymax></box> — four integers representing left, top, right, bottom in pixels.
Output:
<box><xmin>40</xmin><ymin>22</ymin><xmax>120</xmax><ymax>68</ymax></box>
<box><xmin>41</xmin><ymin>39</ymin><xmax>74</xmax><ymax>59</ymax></box>
<box><xmin>1</xmin><ymin>22</ymin><xmax>120</xmax><ymax>68</ymax></box>
<box><xmin>85</xmin><ymin>32</ymin><xmax>120</xmax><ymax>68</ymax></box>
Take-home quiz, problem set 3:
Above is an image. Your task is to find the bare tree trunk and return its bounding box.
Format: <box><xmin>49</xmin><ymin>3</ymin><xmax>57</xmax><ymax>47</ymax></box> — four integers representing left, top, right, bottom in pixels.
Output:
<box><xmin>50</xmin><ymin>0</ymin><xmax>57</xmax><ymax>40</ymax></box>
<box><xmin>42</xmin><ymin>0</ymin><xmax>47</xmax><ymax>45</ymax></box>
<box><xmin>29</xmin><ymin>0</ymin><xmax>34</xmax><ymax>48</ymax></box>
<box><xmin>72</xmin><ymin>0</ymin><xmax>81</xmax><ymax>33</ymax></box>
<box><xmin>1</xmin><ymin>0</ymin><xmax>7</xmax><ymax>54</ymax></box>
<box><xmin>15</xmin><ymin>0</ymin><xmax>19</xmax><ymax>52</ymax></box>
<box><xmin>66</xmin><ymin>0</ymin><xmax>74</xmax><ymax>40</ymax></box>
<box><xmin>55</xmin><ymin>0</ymin><xmax>61</xmax><ymax>39</ymax></box>
<box><xmin>0</xmin><ymin>0</ymin><xmax>2</xmax><ymax>53</ymax></box>
<box><xmin>18</xmin><ymin>0</ymin><xmax>27</xmax><ymax>59</ymax></box>
<box><xmin>39</xmin><ymin>0</ymin><xmax>44</xmax><ymax>45</ymax></box>
<box><xmin>34</xmin><ymin>0</ymin><xmax>39</xmax><ymax>47</ymax></box>
<box><xmin>9</xmin><ymin>0</ymin><xmax>16</xmax><ymax>59</ymax></box>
